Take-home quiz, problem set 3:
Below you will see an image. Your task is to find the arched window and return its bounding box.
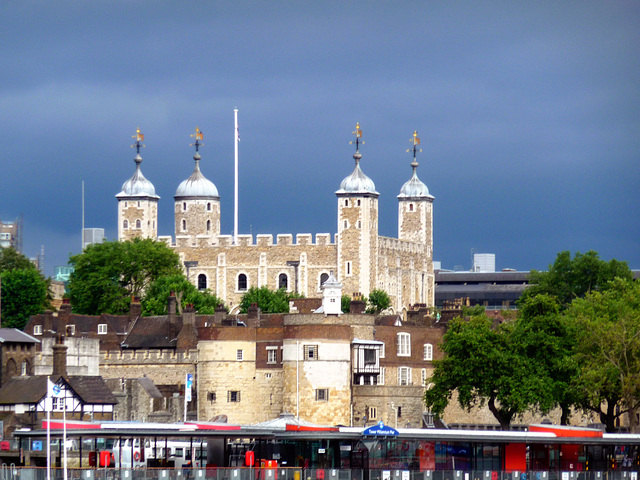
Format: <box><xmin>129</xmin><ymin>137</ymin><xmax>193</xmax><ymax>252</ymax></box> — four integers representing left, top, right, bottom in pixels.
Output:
<box><xmin>123</xmin><ymin>219</ymin><xmax>128</xmax><ymax>229</ymax></box>
<box><xmin>343</xmin><ymin>220</ymin><xmax>348</xmax><ymax>229</ymax></box>
<box><xmin>357</xmin><ymin>199</ymin><xmax>361</xmax><ymax>206</ymax></box>
<box><xmin>357</xmin><ymin>220</ymin><xmax>361</xmax><ymax>229</ymax></box>
<box><xmin>136</xmin><ymin>219</ymin><xmax>141</xmax><ymax>229</ymax></box>
<box><xmin>137</xmin><ymin>201</ymin><xmax>141</xmax><ymax>207</ymax></box>
<box><xmin>344</xmin><ymin>199</ymin><xmax>348</xmax><ymax>207</ymax></box>
<box><xmin>182</xmin><ymin>219</ymin><xmax>187</xmax><ymax>231</ymax></box>
<box><xmin>206</xmin><ymin>220</ymin><xmax>211</xmax><ymax>232</ymax></box>
<box><xmin>207</xmin><ymin>203</ymin><xmax>211</xmax><ymax>211</ymax></box>
<box><xmin>198</xmin><ymin>274</ymin><xmax>207</xmax><ymax>290</ymax></box>
<box><xmin>183</xmin><ymin>202</ymin><xmax>187</xmax><ymax>211</ymax></box>
<box><xmin>238</xmin><ymin>273</ymin><xmax>247</xmax><ymax>291</ymax></box>
<box><xmin>409</xmin><ymin>203</ymin><xmax>414</xmax><ymax>211</ymax></box>
<box><xmin>278</xmin><ymin>273</ymin><xmax>288</xmax><ymax>290</ymax></box>
<box><xmin>320</xmin><ymin>273</ymin><xmax>329</xmax><ymax>287</ymax></box>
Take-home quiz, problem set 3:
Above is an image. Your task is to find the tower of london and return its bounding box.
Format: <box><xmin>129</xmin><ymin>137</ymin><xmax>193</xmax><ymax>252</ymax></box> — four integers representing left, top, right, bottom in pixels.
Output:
<box><xmin>116</xmin><ymin>124</ymin><xmax>435</xmax><ymax>314</ymax></box>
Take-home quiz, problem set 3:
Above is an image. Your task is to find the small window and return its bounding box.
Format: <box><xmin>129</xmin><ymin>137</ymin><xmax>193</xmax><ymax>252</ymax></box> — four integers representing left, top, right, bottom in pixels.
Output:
<box><xmin>369</xmin><ymin>406</ymin><xmax>377</xmax><ymax>420</ymax></box>
<box><xmin>236</xmin><ymin>349</ymin><xmax>243</xmax><ymax>361</ymax></box>
<box><xmin>137</xmin><ymin>201</ymin><xmax>140</xmax><ymax>207</ymax></box>
<box><xmin>315</xmin><ymin>389</ymin><xmax>329</xmax><ymax>402</ymax></box>
<box><xmin>398</xmin><ymin>366</ymin><xmax>411</xmax><ymax>386</ymax></box>
<box><xmin>136</xmin><ymin>219</ymin><xmax>141</xmax><ymax>229</ymax></box>
<box><xmin>183</xmin><ymin>202</ymin><xmax>187</xmax><ymax>211</ymax></box>
<box><xmin>98</xmin><ymin>324</ymin><xmax>107</xmax><ymax>335</ymax></box>
<box><xmin>344</xmin><ymin>199</ymin><xmax>348</xmax><ymax>207</ymax></box>
<box><xmin>377</xmin><ymin>367</ymin><xmax>385</xmax><ymax>386</ymax></box>
<box><xmin>21</xmin><ymin>360</ymin><xmax>29</xmax><ymax>376</ymax></box>
<box><xmin>34</xmin><ymin>325</ymin><xmax>42</xmax><ymax>335</ymax></box>
<box><xmin>357</xmin><ymin>220</ymin><xmax>361</xmax><ymax>229</ymax></box>
<box><xmin>397</xmin><ymin>333</ymin><xmax>411</xmax><ymax>356</ymax></box>
<box><xmin>228</xmin><ymin>391</ymin><xmax>241</xmax><ymax>403</ymax></box>
<box><xmin>267</xmin><ymin>347</ymin><xmax>277</xmax><ymax>364</ymax></box>
<box><xmin>67</xmin><ymin>324</ymin><xmax>75</xmax><ymax>336</ymax></box>
<box><xmin>198</xmin><ymin>274</ymin><xmax>207</xmax><ymax>290</ymax></box>
<box><xmin>357</xmin><ymin>199</ymin><xmax>361</xmax><ymax>206</ymax></box>
<box><xmin>207</xmin><ymin>392</ymin><xmax>216</xmax><ymax>402</ymax></box>
<box><xmin>125</xmin><ymin>202</ymin><xmax>128</xmax><ymax>207</ymax></box>
<box><xmin>343</xmin><ymin>220</ymin><xmax>348</xmax><ymax>229</ymax></box>
<box><xmin>379</xmin><ymin>342</ymin><xmax>385</xmax><ymax>358</ymax></box>
<box><xmin>319</xmin><ymin>273</ymin><xmax>329</xmax><ymax>288</ymax></box>
<box><xmin>304</xmin><ymin>345</ymin><xmax>318</xmax><ymax>361</ymax></box>
<box><xmin>397</xmin><ymin>407</ymin><xmax>402</xmax><ymax>418</ymax></box>
<box><xmin>421</xmin><ymin>368</ymin><xmax>428</xmax><ymax>386</ymax></box>
<box><xmin>207</xmin><ymin>202</ymin><xmax>211</xmax><ymax>211</ymax></box>
<box><xmin>424</xmin><ymin>343</ymin><xmax>433</xmax><ymax>361</ymax></box>
<box><xmin>409</xmin><ymin>203</ymin><xmax>414</xmax><ymax>211</ymax></box>
<box><xmin>238</xmin><ymin>273</ymin><xmax>247</xmax><ymax>291</ymax></box>
<box><xmin>278</xmin><ymin>273</ymin><xmax>288</xmax><ymax>290</ymax></box>
<box><xmin>265</xmin><ymin>373</ymin><xmax>272</xmax><ymax>379</ymax></box>
<box><xmin>363</xmin><ymin>349</ymin><xmax>376</xmax><ymax>365</ymax></box>
<box><xmin>182</xmin><ymin>219</ymin><xmax>187</xmax><ymax>231</ymax></box>
<box><xmin>123</xmin><ymin>219</ymin><xmax>128</xmax><ymax>230</ymax></box>
<box><xmin>206</xmin><ymin>220</ymin><xmax>211</xmax><ymax>232</ymax></box>
<box><xmin>346</xmin><ymin>261</ymin><xmax>352</xmax><ymax>276</ymax></box>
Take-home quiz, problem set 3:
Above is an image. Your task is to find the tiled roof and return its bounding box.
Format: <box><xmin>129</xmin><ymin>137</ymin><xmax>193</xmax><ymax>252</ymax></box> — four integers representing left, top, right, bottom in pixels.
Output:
<box><xmin>0</xmin><ymin>375</ymin><xmax>117</xmax><ymax>406</ymax></box>
<box><xmin>0</xmin><ymin>328</ymin><xmax>40</xmax><ymax>344</ymax></box>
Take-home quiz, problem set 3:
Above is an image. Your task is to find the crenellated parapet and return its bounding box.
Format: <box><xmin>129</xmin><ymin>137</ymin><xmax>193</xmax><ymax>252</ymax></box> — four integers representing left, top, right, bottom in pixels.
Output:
<box><xmin>378</xmin><ymin>236</ymin><xmax>426</xmax><ymax>255</ymax></box>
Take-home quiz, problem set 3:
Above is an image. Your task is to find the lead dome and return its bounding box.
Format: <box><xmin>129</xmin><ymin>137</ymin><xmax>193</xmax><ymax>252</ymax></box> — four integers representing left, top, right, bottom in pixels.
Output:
<box><xmin>398</xmin><ymin>166</ymin><xmax>432</xmax><ymax>198</ymax></box>
<box><xmin>116</xmin><ymin>154</ymin><xmax>160</xmax><ymax>199</ymax></box>
<box><xmin>336</xmin><ymin>151</ymin><xmax>378</xmax><ymax>195</ymax></box>
<box><xmin>175</xmin><ymin>152</ymin><xmax>219</xmax><ymax>199</ymax></box>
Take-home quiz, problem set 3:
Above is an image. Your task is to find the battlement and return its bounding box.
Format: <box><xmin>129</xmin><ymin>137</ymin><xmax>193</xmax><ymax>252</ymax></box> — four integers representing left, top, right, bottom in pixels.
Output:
<box><xmin>101</xmin><ymin>349</ymin><xmax>196</xmax><ymax>364</ymax></box>
<box><xmin>202</xmin><ymin>233</ymin><xmax>335</xmax><ymax>247</ymax></box>
<box><xmin>378</xmin><ymin>236</ymin><xmax>425</xmax><ymax>254</ymax></box>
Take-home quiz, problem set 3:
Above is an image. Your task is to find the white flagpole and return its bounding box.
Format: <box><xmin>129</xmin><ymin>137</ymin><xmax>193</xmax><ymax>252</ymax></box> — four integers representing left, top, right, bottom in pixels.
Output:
<box><xmin>63</xmin><ymin>390</ymin><xmax>67</xmax><ymax>480</ymax></box>
<box><xmin>46</xmin><ymin>376</ymin><xmax>51</xmax><ymax>480</ymax></box>
<box><xmin>234</xmin><ymin>108</ymin><xmax>239</xmax><ymax>245</ymax></box>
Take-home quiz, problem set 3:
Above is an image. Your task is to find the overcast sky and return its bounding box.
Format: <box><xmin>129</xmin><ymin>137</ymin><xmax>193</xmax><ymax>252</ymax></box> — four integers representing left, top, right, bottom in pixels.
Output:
<box><xmin>1</xmin><ymin>1</ymin><xmax>638</xmax><ymax>277</ymax></box>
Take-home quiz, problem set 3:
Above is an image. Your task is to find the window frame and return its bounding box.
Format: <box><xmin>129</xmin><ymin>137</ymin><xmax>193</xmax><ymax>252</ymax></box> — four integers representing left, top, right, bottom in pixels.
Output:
<box><xmin>236</xmin><ymin>349</ymin><xmax>243</xmax><ymax>361</ymax></box>
<box><xmin>398</xmin><ymin>366</ymin><xmax>412</xmax><ymax>386</ymax></box>
<box><xmin>315</xmin><ymin>388</ymin><xmax>329</xmax><ymax>402</ymax></box>
<box><xmin>397</xmin><ymin>332</ymin><xmax>411</xmax><ymax>357</ymax></box>
<box><xmin>237</xmin><ymin>273</ymin><xmax>248</xmax><ymax>292</ymax></box>
<box><xmin>304</xmin><ymin>345</ymin><xmax>318</xmax><ymax>361</ymax></box>
<box><xmin>227</xmin><ymin>391</ymin><xmax>241</xmax><ymax>403</ymax></box>
<box><xmin>97</xmin><ymin>324</ymin><xmax>108</xmax><ymax>335</ymax></box>
<box><xmin>266</xmin><ymin>347</ymin><xmax>278</xmax><ymax>364</ymax></box>
<box><xmin>423</xmin><ymin>343</ymin><xmax>433</xmax><ymax>361</ymax></box>
<box><xmin>34</xmin><ymin>325</ymin><xmax>42</xmax><ymax>335</ymax></box>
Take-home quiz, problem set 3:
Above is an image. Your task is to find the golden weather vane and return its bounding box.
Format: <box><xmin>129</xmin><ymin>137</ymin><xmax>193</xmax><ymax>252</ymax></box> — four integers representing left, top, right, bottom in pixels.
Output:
<box><xmin>407</xmin><ymin>130</ymin><xmax>422</xmax><ymax>162</ymax></box>
<box><xmin>349</xmin><ymin>122</ymin><xmax>364</xmax><ymax>152</ymax></box>
<box><xmin>190</xmin><ymin>127</ymin><xmax>204</xmax><ymax>152</ymax></box>
<box><xmin>131</xmin><ymin>127</ymin><xmax>145</xmax><ymax>154</ymax></box>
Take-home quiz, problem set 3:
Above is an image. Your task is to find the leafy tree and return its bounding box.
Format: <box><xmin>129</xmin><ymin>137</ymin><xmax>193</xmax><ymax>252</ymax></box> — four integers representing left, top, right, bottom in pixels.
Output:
<box><xmin>142</xmin><ymin>274</ymin><xmax>226</xmax><ymax>316</ymax></box>
<box><xmin>1</xmin><ymin>268</ymin><xmax>51</xmax><ymax>329</ymax></box>
<box><xmin>0</xmin><ymin>246</ymin><xmax>36</xmax><ymax>271</ymax></box>
<box><xmin>366</xmin><ymin>289</ymin><xmax>391</xmax><ymax>314</ymax></box>
<box><xmin>424</xmin><ymin>314</ymin><xmax>537</xmax><ymax>429</ymax></box>
<box><xmin>567</xmin><ymin>278</ymin><xmax>640</xmax><ymax>432</ymax></box>
<box><xmin>521</xmin><ymin>250</ymin><xmax>632</xmax><ymax>308</ymax></box>
<box><xmin>238</xmin><ymin>286</ymin><xmax>303</xmax><ymax>314</ymax></box>
<box><xmin>68</xmin><ymin>239</ymin><xmax>182</xmax><ymax>315</ymax></box>
<box><xmin>511</xmin><ymin>294</ymin><xmax>578</xmax><ymax>424</ymax></box>
<box><xmin>341</xmin><ymin>294</ymin><xmax>351</xmax><ymax>313</ymax></box>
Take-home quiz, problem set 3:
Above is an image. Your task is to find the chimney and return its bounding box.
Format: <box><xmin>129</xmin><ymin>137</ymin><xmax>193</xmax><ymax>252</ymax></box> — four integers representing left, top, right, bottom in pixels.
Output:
<box><xmin>350</xmin><ymin>293</ymin><xmax>366</xmax><ymax>315</ymax></box>
<box><xmin>177</xmin><ymin>304</ymin><xmax>198</xmax><ymax>350</ymax></box>
<box><xmin>247</xmin><ymin>303</ymin><xmax>260</xmax><ymax>321</ymax></box>
<box><xmin>43</xmin><ymin>310</ymin><xmax>54</xmax><ymax>337</ymax></box>
<box><xmin>52</xmin><ymin>334</ymin><xmax>68</xmax><ymax>377</ymax></box>
<box><xmin>214</xmin><ymin>304</ymin><xmax>226</xmax><ymax>326</ymax></box>
<box><xmin>129</xmin><ymin>296</ymin><xmax>142</xmax><ymax>321</ymax></box>
<box><xmin>57</xmin><ymin>298</ymin><xmax>71</xmax><ymax>335</ymax></box>
<box><xmin>168</xmin><ymin>292</ymin><xmax>177</xmax><ymax>326</ymax></box>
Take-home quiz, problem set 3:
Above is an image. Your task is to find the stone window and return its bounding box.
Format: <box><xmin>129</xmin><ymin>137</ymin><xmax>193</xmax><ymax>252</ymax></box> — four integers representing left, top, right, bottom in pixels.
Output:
<box><xmin>267</xmin><ymin>347</ymin><xmax>277</xmax><ymax>364</ymax></box>
<box><xmin>344</xmin><ymin>199</ymin><xmax>348</xmax><ymax>207</ymax></box>
<box><xmin>397</xmin><ymin>406</ymin><xmax>402</xmax><ymax>418</ymax></box>
<box><xmin>137</xmin><ymin>201</ymin><xmax>140</xmax><ymax>207</ymax></box>
<box><xmin>227</xmin><ymin>391</ymin><xmax>241</xmax><ymax>402</ymax></box>
<box><xmin>421</xmin><ymin>368</ymin><xmax>427</xmax><ymax>386</ymax></box>
<box><xmin>123</xmin><ymin>220</ymin><xmax>128</xmax><ymax>229</ymax></box>
<box><xmin>398</xmin><ymin>366</ymin><xmax>411</xmax><ymax>386</ymax></box>
<box><xmin>236</xmin><ymin>349</ymin><xmax>243</xmax><ymax>361</ymax></box>
<box><xmin>207</xmin><ymin>202</ymin><xmax>211</xmax><ymax>211</ymax></box>
<box><xmin>136</xmin><ymin>219</ymin><xmax>141</xmax><ymax>229</ymax></box>
<box><xmin>357</xmin><ymin>220</ymin><xmax>361</xmax><ymax>229</ymax></box>
<box><xmin>237</xmin><ymin>273</ymin><xmax>248</xmax><ymax>291</ymax></box>
<box><xmin>125</xmin><ymin>202</ymin><xmax>128</xmax><ymax>207</ymax></box>
<box><xmin>98</xmin><ymin>324</ymin><xmax>108</xmax><ymax>335</ymax></box>
<box><xmin>207</xmin><ymin>392</ymin><xmax>216</xmax><ymax>402</ymax></box>
<box><xmin>409</xmin><ymin>203</ymin><xmax>414</xmax><ymax>211</ymax></box>
<box><xmin>278</xmin><ymin>273</ymin><xmax>288</xmax><ymax>290</ymax></box>
<box><xmin>357</xmin><ymin>199</ymin><xmax>361</xmax><ymax>206</ymax></box>
<box><xmin>319</xmin><ymin>273</ymin><xmax>329</xmax><ymax>288</ymax></box>
<box><xmin>183</xmin><ymin>202</ymin><xmax>187</xmax><ymax>211</ymax></box>
<box><xmin>397</xmin><ymin>333</ymin><xmax>411</xmax><ymax>356</ymax></box>
<box><xmin>315</xmin><ymin>388</ymin><xmax>329</xmax><ymax>402</ymax></box>
<box><xmin>346</xmin><ymin>261</ymin><xmax>352</xmax><ymax>276</ymax></box>
<box><xmin>206</xmin><ymin>220</ymin><xmax>211</xmax><ymax>232</ymax></box>
<box><xmin>423</xmin><ymin>343</ymin><xmax>433</xmax><ymax>361</ymax></box>
<box><xmin>34</xmin><ymin>325</ymin><xmax>42</xmax><ymax>335</ymax></box>
<box><xmin>198</xmin><ymin>274</ymin><xmax>207</xmax><ymax>290</ymax></box>
<box><xmin>304</xmin><ymin>344</ymin><xmax>318</xmax><ymax>361</ymax></box>
<box><xmin>182</xmin><ymin>219</ymin><xmax>187</xmax><ymax>231</ymax></box>
<box><xmin>369</xmin><ymin>406</ymin><xmax>377</xmax><ymax>420</ymax></box>
<box><xmin>377</xmin><ymin>367</ymin><xmax>385</xmax><ymax>385</ymax></box>
<box><xmin>265</xmin><ymin>373</ymin><xmax>272</xmax><ymax>379</ymax></box>
<box><xmin>21</xmin><ymin>360</ymin><xmax>29</xmax><ymax>376</ymax></box>
<box><xmin>343</xmin><ymin>220</ymin><xmax>348</xmax><ymax>229</ymax></box>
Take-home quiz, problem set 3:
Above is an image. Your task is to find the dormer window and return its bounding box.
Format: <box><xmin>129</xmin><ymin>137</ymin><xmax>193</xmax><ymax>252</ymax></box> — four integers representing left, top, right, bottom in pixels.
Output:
<box><xmin>34</xmin><ymin>325</ymin><xmax>42</xmax><ymax>335</ymax></box>
<box><xmin>98</xmin><ymin>324</ymin><xmax>107</xmax><ymax>335</ymax></box>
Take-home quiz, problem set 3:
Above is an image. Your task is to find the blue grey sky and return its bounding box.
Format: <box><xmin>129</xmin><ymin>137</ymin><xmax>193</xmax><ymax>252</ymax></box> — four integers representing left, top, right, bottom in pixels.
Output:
<box><xmin>1</xmin><ymin>1</ymin><xmax>638</xmax><ymax>277</ymax></box>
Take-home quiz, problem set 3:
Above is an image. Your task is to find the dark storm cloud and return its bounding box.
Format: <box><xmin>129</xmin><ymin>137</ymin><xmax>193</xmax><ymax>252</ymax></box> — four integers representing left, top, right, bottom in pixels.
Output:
<box><xmin>0</xmin><ymin>1</ymin><xmax>638</xmax><ymax>276</ymax></box>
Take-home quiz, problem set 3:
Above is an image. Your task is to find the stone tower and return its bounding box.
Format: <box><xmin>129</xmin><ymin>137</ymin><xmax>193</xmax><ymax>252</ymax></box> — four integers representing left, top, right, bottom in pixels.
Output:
<box><xmin>116</xmin><ymin>128</ymin><xmax>159</xmax><ymax>241</ymax></box>
<box><xmin>174</xmin><ymin>128</ymin><xmax>221</xmax><ymax>248</ymax></box>
<box><xmin>397</xmin><ymin>131</ymin><xmax>435</xmax><ymax>306</ymax></box>
<box><xmin>336</xmin><ymin>123</ymin><xmax>379</xmax><ymax>299</ymax></box>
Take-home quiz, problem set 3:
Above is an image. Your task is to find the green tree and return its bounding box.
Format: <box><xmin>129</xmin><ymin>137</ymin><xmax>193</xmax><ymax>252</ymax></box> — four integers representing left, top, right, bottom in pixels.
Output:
<box><xmin>366</xmin><ymin>289</ymin><xmax>391</xmax><ymax>314</ymax></box>
<box><xmin>341</xmin><ymin>294</ymin><xmax>351</xmax><ymax>313</ymax></box>
<box><xmin>142</xmin><ymin>274</ymin><xmax>226</xmax><ymax>316</ymax></box>
<box><xmin>238</xmin><ymin>286</ymin><xmax>303</xmax><ymax>314</ymax></box>
<box><xmin>1</xmin><ymin>268</ymin><xmax>50</xmax><ymax>329</ymax></box>
<box><xmin>0</xmin><ymin>246</ymin><xmax>36</xmax><ymax>271</ymax></box>
<box><xmin>424</xmin><ymin>314</ymin><xmax>537</xmax><ymax>429</ymax></box>
<box><xmin>521</xmin><ymin>250</ymin><xmax>632</xmax><ymax>308</ymax></box>
<box><xmin>68</xmin><ymin>239</ymin><xmax>182</xmax><ymax>315</ymax></box>
<box><xmin>567</xmin><ymin>278</ymin><xmax>640</xmax><ymax>432</ymax></box>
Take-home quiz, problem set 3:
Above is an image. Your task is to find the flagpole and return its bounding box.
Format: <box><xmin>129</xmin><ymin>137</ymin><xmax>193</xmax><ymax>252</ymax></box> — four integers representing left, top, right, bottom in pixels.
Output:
<box><xmin>46</xmin><ymin>376</ymin><xmax>51</xmax><ymax>480</ymax></box>
<box><xmin>63</xmin><ymin>390</ymin><xmax>67</xmax><ymax>480</ymax></box>
<box><xmin>234</xmin><ymin>108</ymin><xmax>239</xmax><ymax>245</ymax></box>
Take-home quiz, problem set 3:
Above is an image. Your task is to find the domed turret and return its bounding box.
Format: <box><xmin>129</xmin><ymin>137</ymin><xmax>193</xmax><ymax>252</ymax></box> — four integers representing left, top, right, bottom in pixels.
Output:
<box><xmin>175</xmin><ymin>152</ymin><xmax>219</xmax><ymax>199</ymax></box>
<box><xmin>336</xmin><ymin>150</ymin><xmax>378</xmax><ymax>194</ymax></box>
<box><xmin>116</xmin><ymin>154</ymin><xmax>160</xmax><ymax>199</ymax></box>
<box><xmin>398</xmin><ymin>162</ymin><xmax>432</xmax><ymax>199</ymax></box>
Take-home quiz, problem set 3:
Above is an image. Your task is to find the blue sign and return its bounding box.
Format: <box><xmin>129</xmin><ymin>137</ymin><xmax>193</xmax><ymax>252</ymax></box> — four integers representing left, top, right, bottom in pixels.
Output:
<box><xmin>363</xmin><ymin>421</ymin><xmax>399</xmax><ymax>436</ymax></box>
<box><xmin>32</xmin><ymin>441</ymin><xmax>43</xmax><ymax>451</ymax></box>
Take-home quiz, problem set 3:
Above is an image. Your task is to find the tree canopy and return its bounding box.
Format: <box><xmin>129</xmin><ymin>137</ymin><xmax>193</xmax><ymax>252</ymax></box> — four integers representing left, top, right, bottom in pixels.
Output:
<box><xmin>142</xmin><ymin>274</ymin><xmax>226</xmax><ymax>316</ymax></box>
<box><xmin>521</xmin><ymin>250</ymin><xmax>632</xmax><ymax>308</ymax></box>
<box><xmin>366</xmin><ymin>289</ymin><xmax>391</xmax><ymax>314</ymax></box>
<box><xmin>0</xmin><ymin>247</ymin><xmax>51</xmax><ymax>329</ymax></box>
<box><xmin>238</xmin><ymin>286</ymin><xmax>303</xmax><ymax>314</ymax></box>
<box><xmin>68</xmin><ymin>239</ymin><xmax>182</xmax><ymax>315</ymax></box>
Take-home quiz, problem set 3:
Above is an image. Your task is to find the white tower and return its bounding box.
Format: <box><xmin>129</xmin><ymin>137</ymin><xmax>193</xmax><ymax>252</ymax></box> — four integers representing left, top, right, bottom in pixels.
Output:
<box><xmin>174</xmin><ymin>127</ymin><xmax>221</xmax><ymax>248</ymax></box>
<box><xmin>116</xmin><ymin>128</ymin><xmax>159</xmax><ymax>241</ymax></box>
<box><xmin>336</xmin><ymin>123</ymin><xmax>379</xmax><ymax>300</ymax></box>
